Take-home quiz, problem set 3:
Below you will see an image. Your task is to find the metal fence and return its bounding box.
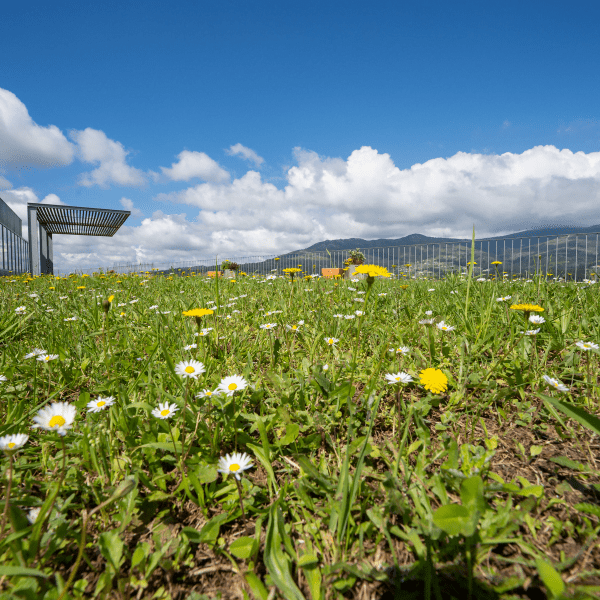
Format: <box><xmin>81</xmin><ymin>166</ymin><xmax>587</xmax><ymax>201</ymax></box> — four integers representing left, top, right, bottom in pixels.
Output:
<box><xmin>0</xmin><ymin>223</ymin><xmax>29</xmax><ymax>276</ymax></box>
<box><xmin>59</xmin><ymin>232</ymin><xmax>600</xmax><ymax>282</ymax></box>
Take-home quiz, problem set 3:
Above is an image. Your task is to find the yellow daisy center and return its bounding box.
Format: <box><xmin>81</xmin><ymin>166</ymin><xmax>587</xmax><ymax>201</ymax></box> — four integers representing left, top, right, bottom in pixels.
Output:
<box><xmin>228</xmin><ymin>383</ymin><xmax>238</xmax><ymax>390</ymax></box>
<box><xmin>160</xmin><ymin>409</ymin><xmax>170</xmax><ymax>417</ymax></box>
<box><xmin>292</xmin><ymin>325</ymin><xmax>297</xmax><ymax>329</ymax></box>
<box><xmin>49</xmin><ymin>415</ymin><xmax>66</xmax><ymax>428</ymax></box>
<box><xmin>185</xmin><ymin>366</ymin><xmax>195</xmax><ymax>373</ymax></box>
<box><xmin>229</xmin><ymin>463</ymin><xmax>240</xmax><ymax>471</ymax></box>
<box><xmin>97</xmin><ymin>401</ymin><xmax>106</xmax><ymax>407</ymax></box>
<box><xmin>8</xmin><ymin>442</ymin><xmax>15</xmax><ymax>449</ymax></box>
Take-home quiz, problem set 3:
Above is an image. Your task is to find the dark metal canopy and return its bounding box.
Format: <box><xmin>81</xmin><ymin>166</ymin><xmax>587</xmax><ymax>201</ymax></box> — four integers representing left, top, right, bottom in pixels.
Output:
<box><xmin>31</xmin><ymin>203</ymin><xmax>130</xmax><ymax>236</ymax></box>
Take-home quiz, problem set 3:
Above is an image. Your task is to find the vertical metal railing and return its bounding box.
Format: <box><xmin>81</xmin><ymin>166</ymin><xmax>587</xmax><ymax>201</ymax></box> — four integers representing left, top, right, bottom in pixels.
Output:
<box><xmin>0</xmin><ymin>224</ymin><xmax>28</xmax><ymax>276</ymax></box>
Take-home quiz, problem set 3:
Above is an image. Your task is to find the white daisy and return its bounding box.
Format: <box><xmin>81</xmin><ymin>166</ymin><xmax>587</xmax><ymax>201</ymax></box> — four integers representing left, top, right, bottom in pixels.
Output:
<box><xmin>0</xmin><ymin>375</ymin><xmax>6</xmax><ymax>382</ymax></box>
<box><xmin>183</xmin><ymin>343</ymin><xmax>198</xmax><ymax>350</ymax></box>
<box><xmin>15</xmin><ymin>306</ymin><xmax>26</xmax><ymax>314</ymax></box>
<box><xmin>542</xmin><ymin>375</ymin><xmax>569</xmax><ymax>392</ymax></box>
<box><xmin>64</xmin><ymin>316</ymin><xmax>77</xmax><ymax>322</ymax></box>
<box><xmin>355</xmin><ymin>310</ymin><xmax>364</xmax><ymax>316</ymax></box>
<box><xmin>354</xmin><ymin>298</ymin><xmax>365</xmax><ymax>303</ymax></box>
<box><xmin>217</xmin><ymin>375</ymin><xmax>248</xmax><ymax>396</ymax></box>
<box><xmin>390</xmin><ymin>346</ymin><xmax>411</xmax><ymax>355</ymax></box>
<box><xmin>32</xmin><ymin>402</ymin><xmax>76</xmax><ymax>436</ymax></box>
<box><xmin>385</xmin><ymin>372</ymin><xmax>413</xmax><ymax>384</ymax></box>
<box><xmin>496</xmin><ymin>296</ymin><xmax>512</xmax><ymax>302</ymax></box>
<box><xmin>27</xmin><ymin>507</ymin><xmax>42</xmax><ymax>524</ymax></box>
<box><xmin>174</xmin><ymin>360</ymin><xmax>205</xmax><ymax>379</ymax></box>
<box><xmin>196</xmin><ymin>389</ymin><xmax>219</xmax><ymax>399</ymax></box>
<box><xmin>436</xmin><ymin>321</ymin><xmax>455</xmax><ymax>331</ymax></box>
<box><xmin>217</xmin><ymin>452</ymin><xmax>253</xmax><ymax>481</ymax></box>
<box><xmin>344</xmin><ymin>315</ymin><xmax>355</xmax><ymax>319</ymax></box>
<box><xmin>149</xmin><ymin>305</ymin><xmax>159</xmax><ymax>310</ymax></box>
<box><xmin>520</xmin><ymin>329</ymin><xmax>540</xmax><ymax>336</ymax></box>
<box><xmin>260</xmin><ymin>323</ymin><xmax>277</xmax><ymax>330</ymax></box>
<box><xmin>322</xmin><ymin>364</ymin><xmax>329</xmax><ymax>371</ymax></box>
<box><xmin>576</xmin><ymin>341</ymin><xmax>599</xmax><ymax>351</ymax></box>
<box><xmin>194</xmin><ymin>328</ymin><xmax>213</xmax><ymax>337</ymax></box>
<box><xmin>425</xmin><ymin>310</ymin><xmax>433</xmax><ymax>315</ymax></box>
<box><xmin>0</xmin><ymin>433</ymin><xmax>29</xmax><ymax>454</ymax></box>
<box><xmin>86</xmin><ymin>396</ymin><xmax>116</xmax><ymax>413</ymax></box>
<box><xmin>529</xmin><ymin>315</ymin><xmax>545</xmax><ymax>324</ymax></box>
<box><xmin>25</xmin><ymin>348</ymin><xmax>47</xmax><ymax>359</ymax></box>
<box><xmin>286</xmin><ymin>323</ymin><xmax>303</xmax><ymax>331</ymax></box>
<box><xmin>333</xmin><ymin>314</ymin><xmax>344</xmax><ymax>318</ymax></box>
<box><xmin>151</xmin><ymin>402</ymin><xmax>179</xmax><ymax>419</ymax></box>
<box><xmin>324</xmin><ymin>337</ymin><xmax>339</xmax><ymax>346</ymax></box>
<box><xmin>37</xmin><ymin>354</ymin><xmax>59</xmax><ymax>362</ymax></box>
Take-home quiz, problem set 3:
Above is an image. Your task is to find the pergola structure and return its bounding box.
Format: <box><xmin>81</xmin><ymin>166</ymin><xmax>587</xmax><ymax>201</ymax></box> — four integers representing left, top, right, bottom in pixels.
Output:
<box><xmin>27</xmin><ymin>203</ymin><xmax>131</xmax><ymax>275</ymax></box>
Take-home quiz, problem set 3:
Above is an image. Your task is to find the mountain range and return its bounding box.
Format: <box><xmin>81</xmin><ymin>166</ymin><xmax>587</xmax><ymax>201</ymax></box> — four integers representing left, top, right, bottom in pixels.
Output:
<box><xmin>299</xmin><ymin>223</ymin><xmax>600</xmax><ymax>253</ymax></box>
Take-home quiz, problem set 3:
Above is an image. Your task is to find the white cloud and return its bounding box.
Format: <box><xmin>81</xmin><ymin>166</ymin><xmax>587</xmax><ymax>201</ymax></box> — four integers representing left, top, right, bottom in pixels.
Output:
<box><xmin>119</xmin><ymin>197</ymin><xmax>144</xmax><ymax>218</ymax></box>
<box><xmin>0</xmin><ymin>88</ymin><xmax>75</xmax><ymax>168</ymax></box>
<box><xmin>160</xmin><ymin>150</ymin><xmax>230</xmax><ymax>183</ymax></box>
<box><xmin>69</xmin><ymin>128</ymin><xmax>146</xmax><ymax>188</ymax></box>
<box><xmin>225</xmin><ymin>143</ymin><xmax>264</xmax><ymax>167</ymax></box>
<box><xmin>46</xmin><ymin>144</ymin><xmax>600</xmax><ymax>273</ymax></box>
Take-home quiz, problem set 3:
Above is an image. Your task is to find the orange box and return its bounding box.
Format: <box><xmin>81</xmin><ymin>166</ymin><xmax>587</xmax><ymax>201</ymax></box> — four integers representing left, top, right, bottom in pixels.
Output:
<box><xmin>321</xmin><ymin>268</ymin><xmax>343</xmax><ymax>279</ymax></box>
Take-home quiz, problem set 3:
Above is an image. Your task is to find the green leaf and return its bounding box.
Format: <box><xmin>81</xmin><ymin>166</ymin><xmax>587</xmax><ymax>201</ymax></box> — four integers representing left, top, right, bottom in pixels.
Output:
<box><xmin>98</xmin><ymin>530</ymin><xmax>125</xmax><ymax>571</ymax></box>
<box><xmin>196</xmin><ymin>463</ymin><xmax>218</xmax><ymax>484</ymax></box>
<box><xmin>432</xmin><ymin>504</ymin><xmax>477</xmax><ymax>537</ymax></box>
<box><xmin>460</xmin><ymin>475</ymin><xmax>486</xmax><ymax>513</ymax></box>
<box><xmin>229</xmin><ymin>536</ymin><xmax>257</xmax><ymax>559</ymax></box>
<box><xmin>538</xmin><ymin>393</ymin><xmax>600</xmax><ymax>437</ymax></box>
<box><xmin>244</xmin><ymin>572</ymin><xmax>269</xmax><ymax>600</ymax></box>
<box><xmin>535</xmin><ymin>558</ymin><xmax>565</xmax><ymax>599</ymax></box>
<box><xmin>197</xmin><ymin>513</ymin><xmax>229</xmax><ymax>544</ymax></box>
<box><xmin>138</xmin><ymin>441</ymin><xmax>182</xmax><ymax>453</ymax></box>
<box><xmin>278</xmin><ymin>423</ymin><xmax>300</xmax><ymax>446</ymax></box>
<box><xmin>247</xmin><ymin>442</ymin><xmax>278</xmax><ymax>496</ymax></box>
<box><xmin>297</xmin><ymin>553</ymin><xmax>319</xmax><ymax>568</ymax></box>
<box><xmin>263</xmin><ymin>502</ymin><xmax>306</xmax><ymax>600</ymax></box>
<box><xmin>574</xmin><ymin>503</ymin><xmax>600</xmax><ymax>518</ymax></box>
<box><xmin>529</xmin><ymin>445</ymin><xmax>544</xmax><ymax>457</ymax></box>
<box><xmin>548</xmin><ymin>456</ymin><xmax>587</xmax><ymax>471</ymax></box>
<box><xmin>0</xmin><ymin>566</ymin><xmax>49</xmax><ymax>578</ymax></box>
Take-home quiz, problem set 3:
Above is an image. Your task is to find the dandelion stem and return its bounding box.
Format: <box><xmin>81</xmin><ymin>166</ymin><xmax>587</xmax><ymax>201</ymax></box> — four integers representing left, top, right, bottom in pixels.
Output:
<box><xmin>234</xmin><ymin>477</ymin><xmax>246</xmax><ymax>519</ymax></box>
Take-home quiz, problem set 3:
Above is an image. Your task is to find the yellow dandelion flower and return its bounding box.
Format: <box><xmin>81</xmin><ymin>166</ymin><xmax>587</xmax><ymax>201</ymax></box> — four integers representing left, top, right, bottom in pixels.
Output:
<box><xmin>509</xmin><ymin>304</ymin><xmax>544</xmax><ymax>313</ymax></box>
<box><xmin>419</xmin><ymin>368</ymin><xmax>448</xmax><ymax>394</ymax></box>
<box><xmin>354</xmin><ymin>264</ymin><xmax>391</xmax><ymax>278</ymax></box>
<box><xmin>182</xmin><ymin>308</ymin><xmax>214</xmax><ymax>318</ymax></box>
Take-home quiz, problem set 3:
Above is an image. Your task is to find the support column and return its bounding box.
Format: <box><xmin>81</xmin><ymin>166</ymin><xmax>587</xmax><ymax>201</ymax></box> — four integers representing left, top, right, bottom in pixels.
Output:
<box><xmin>28</xmin><ymin>204</ymin><xmax>40</xmax><ymax>276</ymax></box>
<box><xmin>47</xmin><ymin>232</ymin><xmax>53</xmax><ymax>275</ymax></box>
<box><xmin>39</xmin><ymin>222</ymin><xmax>48</xmax><ymax>274</ymax></box>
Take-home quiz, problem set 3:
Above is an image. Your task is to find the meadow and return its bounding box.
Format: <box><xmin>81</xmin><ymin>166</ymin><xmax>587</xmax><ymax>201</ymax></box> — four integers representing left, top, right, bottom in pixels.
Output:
<box><xmin>0</xmin><ymin>262</ymin><xmax>599</xmax><ymax>600</ymax></box>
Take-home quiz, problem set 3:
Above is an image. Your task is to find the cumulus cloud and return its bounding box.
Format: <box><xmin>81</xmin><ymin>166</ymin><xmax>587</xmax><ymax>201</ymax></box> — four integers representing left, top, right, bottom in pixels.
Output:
<box><xmin>0</xmin><ymin>88</ymin><xmax>75</xmax><ymax>168</ymax></box>
<box><xmin>119</xmin><ymin>197</ymin><xmax>144</xmax><ymax>218</ymax></box>
<box><xmin>69</xmin><ymin>128</ymin><xmax>147</xmax><ymax>188</ymax></box>
<box><xmin>46</xmin><ymin>144</ymin><xmax>600</xmax><ymax>273</ymax></box>
<box><xmin>225</xmin><ymin>143</ymin><xmax>264</xmax><ymax>167</ymax></box>
<box><xmin>160</xmin><ymin>150</ymin><xmax>230</xmax><ymax>183</ymax></box>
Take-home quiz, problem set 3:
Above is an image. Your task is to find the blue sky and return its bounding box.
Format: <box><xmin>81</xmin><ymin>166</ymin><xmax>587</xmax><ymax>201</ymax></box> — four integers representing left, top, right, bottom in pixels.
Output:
<box><xmin>1</xmin><ymin>0</ymin><xmax>600</xmax><ymax>271</ymax></box>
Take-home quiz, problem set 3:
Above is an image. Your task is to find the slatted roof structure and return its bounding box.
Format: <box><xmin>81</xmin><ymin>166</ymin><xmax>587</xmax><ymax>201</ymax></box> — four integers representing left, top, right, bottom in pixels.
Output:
<box><xmin>27</xmin><ymin>203</ymin><xmax>131</xmax><ymax>275</ymax></box>
<box><xmin>34</xmin><ymin>204</ymin><xmax>130</xmax><ymax>236</ymax></box>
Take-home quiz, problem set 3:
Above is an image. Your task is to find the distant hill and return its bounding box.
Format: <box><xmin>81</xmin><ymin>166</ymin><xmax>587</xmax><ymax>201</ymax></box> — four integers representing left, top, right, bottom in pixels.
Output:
<box><xmin>300</xmin><ymin>224</ymin><xmax>600</xmax><ymax>253</ymax></box>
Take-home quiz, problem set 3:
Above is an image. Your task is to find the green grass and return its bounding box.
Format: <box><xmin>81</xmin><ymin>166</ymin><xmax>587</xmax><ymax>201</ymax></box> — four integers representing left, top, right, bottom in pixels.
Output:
<box><xmin>0</xmin><ymin>267</ymin><xmax>599</xmax><ymax>600</ymax></box>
